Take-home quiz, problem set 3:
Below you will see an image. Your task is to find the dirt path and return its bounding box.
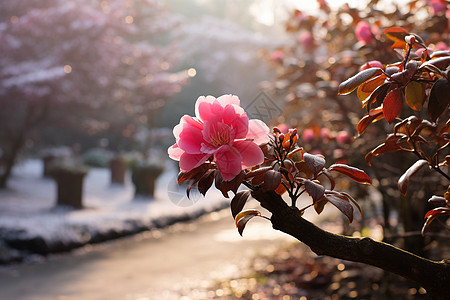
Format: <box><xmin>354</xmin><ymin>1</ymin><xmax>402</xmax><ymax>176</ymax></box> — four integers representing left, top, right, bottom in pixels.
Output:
<box><xmin>0</xmin><ymin>208</ymin><xmax>294</xmax><ymax>300</ymax></box>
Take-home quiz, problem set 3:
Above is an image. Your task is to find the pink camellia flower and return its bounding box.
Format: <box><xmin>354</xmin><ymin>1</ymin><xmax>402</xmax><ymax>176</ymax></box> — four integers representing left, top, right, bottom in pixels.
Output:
<box><xmin>336</xmin><ymin>131</ymin><xmax>353</xmax><ymax>144</ymax></box>
<box><xmin>271</xmin><ymin>50</ymin><xmax>284</xmax><ymax>61</ymax></box>
<box><xmin>302</xmin><ymin>128</ymin><xmax>315</xmax><ymax>143</ymax></box>
<box><xmin>355</xmin><ymin>21</ymin><xmax>374</xmax><ymax>44</ymax></box>
<box><xmin>168</xmin><ymin>95</ymin><xmax>270</xmax><ymax>181</ymax></box>
<box><xmin>429</xmin><ymin>0</ymin><xmax>447</xmax><ymax>15</ymax></box>
<box><xmin>299</xmin><ymin>31</ymin><xmax>315</xmax><ymax>51</ymax></box>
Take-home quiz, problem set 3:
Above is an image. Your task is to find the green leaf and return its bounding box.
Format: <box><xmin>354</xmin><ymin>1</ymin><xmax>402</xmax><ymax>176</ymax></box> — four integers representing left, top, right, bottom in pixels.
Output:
<box><xmin>428</xmin><ymin>79</ymin><xmax>450</xmax><ymax>122</ymax></box>
<box><xmin>405</xmin><ymin>81</ymin><xmax>425</xmax><ymax>111</ymax></box>
<box><xmin>235</xmin><ymin>209</ymin><xmax>261</xmax><ymax>236</ymax></box>
<box><xmin>338</xmin><ymin>68</ymin><xmax>382</xmax><ymax>95</ymax></box>
<box><xmin>383</xmin><ymin>88</ymin><xmax>404</xmax><ymax>124</ymax></box>
<box><xmin>398</xmin><ymin>159</ymin><xmax>428</xmax><ymax>195</ymax></box>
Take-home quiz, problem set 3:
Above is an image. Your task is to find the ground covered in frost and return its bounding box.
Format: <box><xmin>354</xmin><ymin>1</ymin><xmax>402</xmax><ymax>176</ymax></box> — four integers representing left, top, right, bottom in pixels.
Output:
<box><xmin>0</xmin><ymin>159</ymin><xmax>226</xmax><ymax>263</ymax></box>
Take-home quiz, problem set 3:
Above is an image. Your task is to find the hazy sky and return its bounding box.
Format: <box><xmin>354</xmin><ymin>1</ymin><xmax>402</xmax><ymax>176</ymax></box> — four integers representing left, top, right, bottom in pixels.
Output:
<box><xmin>249</xmin><ymin>0</ymin><xmax>370</xmax><ymax>26</ymax></box>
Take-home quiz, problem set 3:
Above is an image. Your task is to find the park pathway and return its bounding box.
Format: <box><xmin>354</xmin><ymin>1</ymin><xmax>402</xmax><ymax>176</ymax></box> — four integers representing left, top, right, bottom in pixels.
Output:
<box><xmin>0</xmin><ymin>208</ymin><xmax>294</xmax><ymax>300</ymax></box>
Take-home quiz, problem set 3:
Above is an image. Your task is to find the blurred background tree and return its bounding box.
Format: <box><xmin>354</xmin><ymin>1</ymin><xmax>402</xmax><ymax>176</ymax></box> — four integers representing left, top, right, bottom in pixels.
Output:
<box><xmin>0</xmin><ymin>0</ymin><xmax>189</xmax><ymax>188</ymax></box>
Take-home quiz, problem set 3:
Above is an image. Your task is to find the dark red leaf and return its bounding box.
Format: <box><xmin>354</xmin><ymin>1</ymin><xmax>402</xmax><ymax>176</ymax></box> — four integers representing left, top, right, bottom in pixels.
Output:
<box><xmin>186</xmin><ymin>171</ymin><xmax>205</xmax><ymax>199</ymax></box>
<box><xmin>326</xmin><ymin>194</ymin><xmax>354</xmax><ymax>223</ymax></box>
<box><xmin>430</xmin><ymin>51</ymin><xmax>450</xmax><ymax>58</ymax></box>
<box><xmin>231</xmin><ymin>190</ymin><xmax>251</xmax><ymax>219</ymax></box>
<box><xmin>314</xmin><ymin>199</ymin><xmax>327</xmax><ymax>215</ymax></box>
<box><xmin>235</xmin><ymin>209</ymin><xmax>261</xmax><ymax>236</ymax></box>
<box><xmin>262</xmin><ymin>170</ymin><xmax>282</xmax><ymax>191</ymax></box>
<box><xmin>424</xmin><ymin>207</ymin><xmax>450</xmax><ymax>219</ymax></box>
<box><xmin>178</xmin><ymin>164</ymin><xmax>211</xmax><ymax>183</ymax></box>
<box><xmin>357</xmin><ymin>107</ymin><xmax>384</xmax><ymax>134</ymax></box>
<box><xmin>365</xmin><ymin>134</ymin><xmax>408</xmax><ymax>165</ymax></box>
<box><xmin>383</xmin><ymin>88</ymin><xmax>404</xmax><ymax>124</ymax></box>
<box><xmin>304</xmin><ymin>180</ymin><xmax>325</xmax><ymax>203</ymax></box>
<box><xmin>340</xmin><ymin>192</ymin><xmax>362</xmax><ymax>217</ymax></box>
<box><xmin>303</xmin><ymin>153</ymin><xmax>326</xmax><ymax>175</ymax></box>
<box><xmin>398</xmin><ymin>159</ymin><xmax>429</xmax><ymax>195</ymax></box>
<box><xmin>338</xmin><ymin>67</ymin><xmax>383</xmax><ymax>95</ymax></box>
<box><xmin>197</xmin><ymin>170</ymin><xmax>215</xmax><ymax>196</ymax></box>
<box><xmin>428</xmin><ymin>79</ymin><xmax>450</xmax><ymax>122</ymax></box>
<box><xmin>427</xmin><ymin>195</ymin><xmax>447</xmax><ymax>206</ymax></box>
<box><xmin>320</xmin><ymin>169</ymin><xmax>335</xmax><ymax>190</ymax></box>
<box><xmin>422</xmin><ymin>207</ymin><xmax>450</xmax><ymax>235</ymax></box>
<box><xmin>383</xmin><ymin>26</ymin><xmax>409</xmax><ymax>43</ymax></box>
<box><xmin>364</xmin><ymin>82</ymin><xmax>390</xmax><ymax>111</ymax></box>
<box><xmin>328</xmin><ymin>164</ymin><xmax>372</xmax><ymax>185</ymax></box>
<box><xmin>420</xmin><ymin>57</ymin><xmax>450</xmax><ymax>71</ymax></box>
<box><xmin>245</xmin><ymin>166</ymin><xmax>272</xmax><ymax>179</ymax></box>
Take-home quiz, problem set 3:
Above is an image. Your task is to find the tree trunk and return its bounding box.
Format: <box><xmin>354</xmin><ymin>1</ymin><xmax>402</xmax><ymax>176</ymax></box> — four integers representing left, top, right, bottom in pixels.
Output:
<box><xmin>0</xmin><ymin>99</ymin><xmax>49</xmax><ymax>189</ymax></box>
<box><xmin>0</xmin><ymin>132</ymin><xmax>25</xmax><ymax>189</ymax></box>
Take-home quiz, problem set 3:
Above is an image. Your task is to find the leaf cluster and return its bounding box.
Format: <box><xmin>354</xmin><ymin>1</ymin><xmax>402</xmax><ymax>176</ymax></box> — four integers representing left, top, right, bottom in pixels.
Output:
<box><xmin>339</xmin><ymin>27</ymin><xmax>450</xmax><ymax>234</ymax></box>
<box><xmin>178</xmin><ymin>128</ymin><xmax>372</xmax><ymax>236</ymax></box>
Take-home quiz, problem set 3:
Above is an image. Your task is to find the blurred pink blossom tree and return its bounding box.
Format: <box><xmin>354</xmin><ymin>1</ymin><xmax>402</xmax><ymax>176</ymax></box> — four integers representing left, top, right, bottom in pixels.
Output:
<box><xmin>0</xmin><ymin>0</ymin><xmax>189</xmax><ymax>188</ymax></box>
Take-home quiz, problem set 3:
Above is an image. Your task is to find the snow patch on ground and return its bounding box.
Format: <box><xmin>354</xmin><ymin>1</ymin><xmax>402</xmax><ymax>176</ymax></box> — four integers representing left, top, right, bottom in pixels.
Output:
<box><xmin>0</xmin><ymin>159</ymin><xmax>227</xmax><ymax>262</ymax></box>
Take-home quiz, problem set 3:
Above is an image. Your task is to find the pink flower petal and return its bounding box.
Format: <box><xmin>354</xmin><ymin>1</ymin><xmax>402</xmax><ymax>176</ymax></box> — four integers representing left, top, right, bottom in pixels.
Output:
<box><xmin>221</xmin><ymin>105</ymin><xmax>248</xmax><ymax>139</ymax></box>
<box><xmin>180</xmin><ymin>115</ymin><xmax>203</xmax><ymax>130</ymax></box>
<box><xmin>178</xmin><ymin>123</ymin><xmax>204</xmax><ymax>154</ymax></box>
<box><xmin>173</xmin><ymin>123</ymin><xmax>183</xmax><ymax>142</ymax></box>
<box><xmin>202</xmin><ymin>120</ymin><xmax>234</xmax><ymax>147</ymax></box>
<box><xmin>195</xmin><ymin>95</ymin><xmax>220</xmax><ymax>121</ymax></box>
<box><xmin>174</xmin><ymin>115</ymin><xmax>203</xmax><ymax>142</ymax></box>
<box><xmin>168</xmin><ymin>143</ymin><xmax>184</xmax><ymax>160</ymax></box>
<box><xmin>214</xmin><ymin>146</ymin><xmax>242</xmax><ymax>181</ymax></box>
<box><xmin>234</xmin><ymin>140</ymin><xmax>264</xmax><ymax>169</ymax></box>
<box><xmin>246</xmin><ymin>119</ymin><xmax>270</xmax><ymax>144</ymax></box>
<box><xmin>217</xmin><ymin>94</ymin><xmax>240</xmax><ymax>107</ymax></box>
<box><xmin>179</xmin><ymin>152</ymin><xmax>209</xmax><ymax>172</ymax></box>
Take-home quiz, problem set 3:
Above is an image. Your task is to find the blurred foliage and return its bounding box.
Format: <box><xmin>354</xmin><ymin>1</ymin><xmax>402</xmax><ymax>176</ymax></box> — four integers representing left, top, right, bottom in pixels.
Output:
<box><xmin>262</xmin><ymin>0</ymin><xmax>449</xmax><ymax>253</ymax></box>
<box><xmin>82</xmin><ymin>148</ymin><xmax>114</xmax><ymax>168</ymax></box>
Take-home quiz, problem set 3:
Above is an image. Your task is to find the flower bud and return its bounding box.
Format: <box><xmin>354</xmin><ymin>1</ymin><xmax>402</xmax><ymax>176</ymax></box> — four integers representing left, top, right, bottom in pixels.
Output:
<box><xmin>405</xmin><ymin>35</ymin><xmax>416</xmax><ymax>44</ymax></box>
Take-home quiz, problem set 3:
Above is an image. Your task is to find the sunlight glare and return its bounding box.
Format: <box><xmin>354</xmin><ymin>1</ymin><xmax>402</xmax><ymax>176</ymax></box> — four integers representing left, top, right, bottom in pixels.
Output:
<box><xmin>63</xmin><ymin>65</ymin><xmax>72</xmax><ymax>74</ymax></box>
<box><xmin>124</xmin><ymin>15</ymin><xmax>134</xmax><ymax>24</ymax></box>
<box><xmin>187</xmin><ymin>68</ymin><xmax>197</xmax><ymax>77</ymax></box>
